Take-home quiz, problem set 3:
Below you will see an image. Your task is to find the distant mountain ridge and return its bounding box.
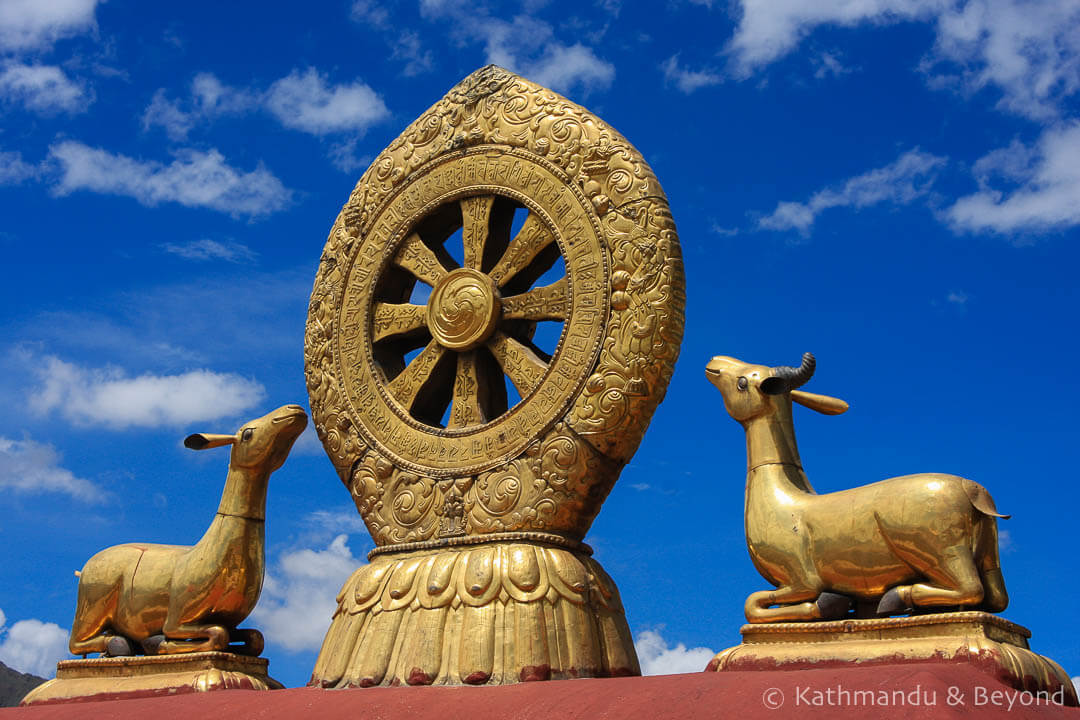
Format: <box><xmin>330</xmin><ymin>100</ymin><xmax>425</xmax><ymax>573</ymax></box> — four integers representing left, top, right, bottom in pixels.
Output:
<box><xmin>0</xmin><ymin>660</ymin><xmax>45</xmax><ymax>707</ymax></box>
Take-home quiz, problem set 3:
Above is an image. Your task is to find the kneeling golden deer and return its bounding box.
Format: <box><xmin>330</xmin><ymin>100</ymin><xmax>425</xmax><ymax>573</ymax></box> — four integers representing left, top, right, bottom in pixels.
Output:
<box><xmin>68</xmin><ymin>405</ymin><xmax>307</xmax><ymax>656</ymax></box>
<box><xmin>706</xmin><ymin>353</ymin><xmax>1007</xmax><ymax>622</ymax></box>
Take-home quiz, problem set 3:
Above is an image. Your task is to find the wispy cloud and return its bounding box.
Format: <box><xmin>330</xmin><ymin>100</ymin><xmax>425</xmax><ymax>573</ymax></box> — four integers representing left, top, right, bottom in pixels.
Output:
<box><xmin>48</xmin><ymin>141</ymin><xmax>292</xmax><ymax>219</ymax></box>
<box><xmin>758</xmin><ymin>149</ymin><xmax>946</xmax><ymax>235</ymax></box>
<box><xmin>421</xmin><ymin>4</ymin><xmax>615</xmax><ymax>96</ymax></box>
<box><xmin>726</xmin><ymin>1</ymin><xmax>1080</xmax><ymax>121</ymax></box>
<box><xmin>162</xmin><ymin>239</ymin><xmax>257</xmax><ymax>263</ymax></box>
<box><xmin>28</xmin><ymin>355</ymin><xmax>266</xmax><ymax>430</ymax></box>
<box><xmin>0</xmin><ymin>0</ymin><xmax>100</xmax><ymax>53</ymax></box>
<box><xmin>727</xmin><ymin>0</ymin><xmax>941</xmax><ymax>78</ymax></box>
<box><xmin>0</xmin><ymin>608</ymin><xmax>69</xmax><ymax>678</ymax></box>
<box><xmin>142</xmin><ymin>73</ymin><xmax>259</xmax><ymax>141</ymax></box>
<box><xmin>253</xmin><ymin>535</ymin><xmax>359</xmax><ymax>653</ymax></box>
<box><xmin>946</xmin><ymin>290</ymin><xmax>968</xmax><ymax>305</ymax></box>
<box><xmin>634</xmin><ymin>629</ymin><xmax>715</xmax><ymax>676</ymax></box>
<box><xmin>0</xmin><ymin>435</ymin><xmax>103</xmax><ymax>502</ymax></box>
<box><xmin>0</xmin><ymin>149</ymin><xmax>40</xmax><ymax>185</ymax></box>
<box><xmin>661</xmin><ymin>54</ymin><xmax>722</xmax><ymax>94</ymax></box>
<box><xmin>946</xmin><ymin>123</ymin><xmax>1080</xmax><ymax>236</ymax></box>
<box><xmin>0</xmin><ymin>62</ymin><xmax>90</xmax><ymax>115</ymax></box>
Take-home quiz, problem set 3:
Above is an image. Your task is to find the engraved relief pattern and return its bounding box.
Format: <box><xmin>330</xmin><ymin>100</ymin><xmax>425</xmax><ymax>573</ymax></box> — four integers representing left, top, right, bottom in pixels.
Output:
<box><xmin>305</xmin><ymin>65</ymin><xmax>684</xmax><ymax>544</ymax></box>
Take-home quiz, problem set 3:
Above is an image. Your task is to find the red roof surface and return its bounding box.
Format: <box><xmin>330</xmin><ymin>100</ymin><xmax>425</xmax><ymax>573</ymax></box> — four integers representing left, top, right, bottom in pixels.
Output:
<box><xmin>5</xmin><ymin>662</ymin><xmax>1078</xmax><ymax>719</ymax></box>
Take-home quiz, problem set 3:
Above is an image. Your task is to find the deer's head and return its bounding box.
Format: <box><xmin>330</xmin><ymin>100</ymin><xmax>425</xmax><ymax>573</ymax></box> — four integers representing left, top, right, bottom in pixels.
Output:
<box><xmin>184</xmin><ymin>404</ymin><xmax>308</xmax><ymax>472</ymax></box>
<box><xmin>706</xmin><ymin>353</ymin><xmax>848</xmax><ymax>424</ymax></box>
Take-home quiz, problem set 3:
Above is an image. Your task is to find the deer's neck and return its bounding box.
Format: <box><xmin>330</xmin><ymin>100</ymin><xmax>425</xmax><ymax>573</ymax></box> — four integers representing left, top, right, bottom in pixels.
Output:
<box><xmin>743</xmin><ymin>399</ymin><xmax>815</xmax><ymax>494</ymax></box>
<box><xmin>215</xmin><ymin>466</ymin><xmax>270</xmax><ymax>521</ymax></box>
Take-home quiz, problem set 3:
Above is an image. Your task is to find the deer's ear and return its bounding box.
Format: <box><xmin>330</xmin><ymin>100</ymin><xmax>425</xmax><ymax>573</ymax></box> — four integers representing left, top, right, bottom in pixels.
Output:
<box><xmin>791</xmin><ymin>390</ymin><xmax>849</xmax><ymax>415</ymax></box>
<box><xmin>184</xmin><ymin>433</ymin><xmax>235</xmax><ymax>450</ymax></box>
<box><xmin>760</xmin><ymin>376</ymin><xmax>787</xmax><ymax>395</ymax></box>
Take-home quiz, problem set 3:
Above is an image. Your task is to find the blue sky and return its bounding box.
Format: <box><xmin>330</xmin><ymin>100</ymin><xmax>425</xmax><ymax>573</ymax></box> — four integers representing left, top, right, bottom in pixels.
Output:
<box><xmin>1</xmin><ymin>0</ymin><xmax>1079</xmax><ymax>690</ymax></box>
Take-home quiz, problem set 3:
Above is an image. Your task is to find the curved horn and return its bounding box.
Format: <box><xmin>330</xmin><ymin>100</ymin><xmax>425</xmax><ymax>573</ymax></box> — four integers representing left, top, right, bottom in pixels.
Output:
<box><xmin>772</xmin><ymin>352</ymin><xmax>816</xmax><ymax>391</ymax></box>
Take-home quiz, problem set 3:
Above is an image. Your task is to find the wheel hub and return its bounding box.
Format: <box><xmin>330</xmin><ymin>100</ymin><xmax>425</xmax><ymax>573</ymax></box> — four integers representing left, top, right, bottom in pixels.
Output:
<box><xmin>427</xmin><ymin>268</ymin><xmax>501</xmax><ymax>351</ymax></box>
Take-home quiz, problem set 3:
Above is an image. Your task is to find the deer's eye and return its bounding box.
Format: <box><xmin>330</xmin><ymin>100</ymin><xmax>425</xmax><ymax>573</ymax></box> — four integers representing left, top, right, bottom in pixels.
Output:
<box><xmin>737</xmin><ymin>377</ymin><xmax>748</xmax><ymax>391</ymax></box>
<box><xmin>241</xmin><ymin>428</ymin><xmax>254</xmax><ymax>442</ymax></box>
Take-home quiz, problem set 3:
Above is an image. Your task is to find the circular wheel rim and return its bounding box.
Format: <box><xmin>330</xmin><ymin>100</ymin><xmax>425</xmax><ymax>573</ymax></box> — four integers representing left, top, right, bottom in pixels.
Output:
<box><xmin>370</xmin><ymin>192</ymin><xmax>568</xmax><ymax>430</ymax></box>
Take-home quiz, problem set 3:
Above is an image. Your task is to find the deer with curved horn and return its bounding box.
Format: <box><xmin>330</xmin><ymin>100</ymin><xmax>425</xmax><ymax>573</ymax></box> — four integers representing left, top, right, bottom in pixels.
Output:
<box><xmin>706</xmin><ymin>353</ymin><xmax>1008</xmax><ymax>622</ymax></box>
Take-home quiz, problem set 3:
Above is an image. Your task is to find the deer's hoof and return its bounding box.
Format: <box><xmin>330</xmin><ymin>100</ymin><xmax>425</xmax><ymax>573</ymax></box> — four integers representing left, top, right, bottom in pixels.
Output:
<box><xmin>877</xmin><ymin>587</ymin><xmax>912</xmax><ymax>616</ymax></box>
<box><xmin>815</xmin><ymin>592</ymin><xmax>852</xmax><ymax>619</ymax></box>
<box><xmin>141</xmin><ymin>635</ymin><xmax>165</xmax><ymax>655</ymax></box>
<box><xmin>105</xmin><ymin>636</ymin><xmax>134</xmax><ymax>656</ymax></box>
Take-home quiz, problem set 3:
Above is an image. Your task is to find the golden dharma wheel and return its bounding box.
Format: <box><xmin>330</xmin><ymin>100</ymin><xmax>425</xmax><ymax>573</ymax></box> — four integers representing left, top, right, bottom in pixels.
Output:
<box><xmin>306</xmin><ymin>65</ymin><xmax>684</xmax><ymax>689</ymax></box>
<box><xmin>306</xmin><ymin>66</ymin><xmax>685</xmax><ymax>552</ymax></box>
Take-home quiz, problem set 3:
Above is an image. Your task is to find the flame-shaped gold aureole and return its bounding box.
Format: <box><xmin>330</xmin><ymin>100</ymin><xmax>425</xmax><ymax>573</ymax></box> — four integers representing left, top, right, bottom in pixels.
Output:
<box><xmin>305</xmin><ymin>65</ymin><xmax>685</xmax><ymax>686</ymax></box>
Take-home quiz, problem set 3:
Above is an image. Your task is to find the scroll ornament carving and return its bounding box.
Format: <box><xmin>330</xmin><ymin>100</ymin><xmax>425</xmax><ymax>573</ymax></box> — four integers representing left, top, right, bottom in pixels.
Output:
<box><xmin>305</xmin><ymin>65</ymin><xmax>683</xmax><ymax>686</ymax></box>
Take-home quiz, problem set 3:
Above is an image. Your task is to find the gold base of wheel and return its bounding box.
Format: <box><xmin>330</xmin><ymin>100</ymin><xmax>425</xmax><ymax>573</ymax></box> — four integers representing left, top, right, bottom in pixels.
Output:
<box><xmin>310</xmin><ymin>542</ymin><xmax>639</xmax><ymax>687</ymax></box>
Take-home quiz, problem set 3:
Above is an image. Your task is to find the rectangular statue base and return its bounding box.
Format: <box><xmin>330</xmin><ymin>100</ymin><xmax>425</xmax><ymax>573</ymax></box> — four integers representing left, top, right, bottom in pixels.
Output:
<box><xmin>20</xmin><ymin>651</ymin><xmax>283</xmax><ymax>706</ymax></box>
<box><xmin>708</xmin><ymin>611</ymin><xmax>1076</xmax><ymax>706</ymax></box>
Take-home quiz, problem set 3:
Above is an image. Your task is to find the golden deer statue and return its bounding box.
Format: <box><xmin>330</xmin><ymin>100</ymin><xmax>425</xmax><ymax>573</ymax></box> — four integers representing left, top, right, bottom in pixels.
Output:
<box><xmin>68</xmin><ymin>405</ymin><xmax>308</xmax><ymax>656</ymax></box>
<box><xmin>705</xmin><ymin>353</ymin><xmax>1008</xmax><ymax>622</ymax></box>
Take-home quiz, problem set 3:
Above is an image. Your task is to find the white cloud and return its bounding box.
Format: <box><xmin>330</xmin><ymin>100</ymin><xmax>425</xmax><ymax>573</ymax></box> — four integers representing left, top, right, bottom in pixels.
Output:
<box><xmin>946</xmin><ymin>123</ymin><xmax>1080</xmax><ymax>235</ymax></box>
<box><xmin>661</xmin><ymin>54</ymin><xmax>722</xmax><ymax>94</ymax></box>
<box><xmin>392</xmin><ymin>31</ymin><xmax>434</xmax><ymax>77</ymax></box>
<box><xmin>727</xmin><ymin>0</ymin><xmax>943</xmax><ymax>77</ymax></box>
<box><xmin>759</xmin><ymin>149</ymin><xmax>946</xmax><ymax>234</ymax></box>
<box><xmin>927</xmin><ymin>1</ymin><xmax>1080</xmax><ymax>120</ymax></box>
<box><xmin>726</xmin><ymin>0</ymin><xmax>1080</xmax><ymax>120</ymax></box>
<box><xmin>634</xmin><ymin>629</ymin><xmax>715</xmax><ymax>676</ymax></box>
<box><xmin>265</xmin><ymin>68</ymin><xmax>389</xmax><ymax>136</ymax></box>
<box><xmin>520</xmin><ymin>43</ymin><xmax>615</xmax><ymax>96</ymax></box>
<box><xmin>252</xmin><ymin>535</ymin><xmax>359</xmax><ymax>653</ymax></box>
<box><xmin>162</xmin><ymin>239</ymin><xmax>256</xmax><ymax>263</ymax></box>
<box><xmin>49</xmin><ymin>141</ymin><xmax>292</xmax><ymax>218</ymax></box>
<box><xmin>630</xmin><ymin>482</ymin><xmax>651</xmax><ymax>491</ymax></box>
<box><xmin>0</xmin><ymin>0</ymin><xmax>99</xmax><ymax>53</ymax></box>
<box><xmin>422</xmin><ymin>7</ymin><xmax>615</xmax><ymax>96</ymax></box>
<box><xmin>0</xmin><ymin>609</ymin><xmax>69</xmax><ymax>678</ymax></box>
<box><xmin>351</xmin><ymin>0</ymin><xmax>392</xmax><ymax>29</ymax></box>
<box><xmin>142</xmin><ymin>73</ymin><xmax>258</xmax><ymax>141</ymax></box>
<box><xmin>29</xmin><ymin>355</ymin><xmax>266</xmax><ymax>430</ymax></box>
<box><xmin>813</xmin><ymin>51</ymin><xmax>853</xmax><ymax>79</ymax></box>
<box><xmin>0</xmin><ymin>435</ymin><xmax>103</xmax><ymax>502</ymax></box>
<box><xmin>141</xmin><ymin>89</ymin><xmax>195</xmax><ymax>141</ymax></box>
<box><xmin>0</xmin><ymin>63</ymin><xmax>89</xmax><ymax>115</ymax></box>
<box><xmin>0</xmin><ymin>149</ymin><xmax>39</xmax><ymax>184</ymax></box>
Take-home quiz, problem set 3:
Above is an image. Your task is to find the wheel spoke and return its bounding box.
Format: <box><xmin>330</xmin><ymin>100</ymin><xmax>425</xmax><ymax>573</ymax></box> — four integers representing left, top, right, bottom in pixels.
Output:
<box><xmin>387</xmin><ymin>340</ymin><xmax>446</xmax><ymax>412</ymax></box>
<box><xmin>488</xmin><ymin>213</ymin><xmax>555</xmax><ymax>287</ymax></box>
<box><xmin>372</xmin><ymin>302</ymin><xmax>428</xmax><ymax>342</ymax></box>
<box><xmin>447</xmin><ymin>351</ymin><xmax>487</xmax><ymax>428</ymax></box>
<box><xmin>460</xmin><ymin>196</ymin><xmax>494</xmax><ymax>270</ymax></box>
<box><xmin>486</xmin><ymin>331</ymin><xmax>548</xmax><ymax>397</ymax></box>
<box><xmin>501</xmin><ymin>277</ymin><xmax>568</xmax><ymax>321</ymax></box>
<box><xmin>394</xmin><ymin>233</ymin><xmax>449</xmax><ymax>288</ymax></box>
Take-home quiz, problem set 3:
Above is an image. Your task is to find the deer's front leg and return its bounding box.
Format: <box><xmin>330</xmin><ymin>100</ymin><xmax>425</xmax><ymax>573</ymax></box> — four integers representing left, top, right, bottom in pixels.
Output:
<box><xmin>229</xmin><ymin>628</ymin><xmax>264</xmax><ymax>656</ymax></box>
<box><xmin>156</xmin><ymin>622</ymin><xmax>229</xmax><ymax>654</ymax></box>
<box><xmin>745</xmin><ymin>586</ymin><xmax>822</xmax><ymax>622</ymax></box>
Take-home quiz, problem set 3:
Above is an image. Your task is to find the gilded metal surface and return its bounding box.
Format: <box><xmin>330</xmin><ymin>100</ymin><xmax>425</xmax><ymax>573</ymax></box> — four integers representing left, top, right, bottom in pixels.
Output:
<box><xmin>706</xmin><ymin>354</ymin><xmax>1009</xmax><ymax>622</ymax></box>
<box><xmin>306</xmin><ymin>65</ymin><xmax>683</xmax><ymax>686</ymax></box>
<box><xmin>68</xmin><ymin>405</ymin><xmax>307</xmax><ymax>657</ymax></box>
<box><xmin>709</xmin><ymin>612</ymin><xmax>1077</xmax><ymax>706</ymax></box>
<box><xmin>312</xmin><ymin>543</ymin><xmax>637</xmax><ymax>687</ymax></box>
<box><xmin>20</xmin><ymin>652</ymin><xmax>282</xmax><ymax>706</ymax></box>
